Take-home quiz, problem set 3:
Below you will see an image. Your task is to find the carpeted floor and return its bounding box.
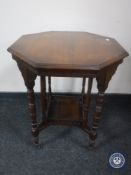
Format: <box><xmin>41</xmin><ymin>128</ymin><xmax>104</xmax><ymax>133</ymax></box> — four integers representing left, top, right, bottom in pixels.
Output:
<box><xmin>0</xmin><ymin>93</ymin><xmax>131</xmax><ymax>175</ymax></box>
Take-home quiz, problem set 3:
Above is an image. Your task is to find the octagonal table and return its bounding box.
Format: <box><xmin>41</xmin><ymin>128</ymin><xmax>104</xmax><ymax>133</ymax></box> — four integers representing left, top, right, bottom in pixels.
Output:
<box><xmin>7</xmin><ymin>31</ymin><xmax>129</xmax><ymax>147</ymax></box>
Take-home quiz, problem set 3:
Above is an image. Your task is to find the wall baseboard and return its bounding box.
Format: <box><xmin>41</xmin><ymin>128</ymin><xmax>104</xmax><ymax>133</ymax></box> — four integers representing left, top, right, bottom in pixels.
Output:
<box><xmin>0</xmin><ymin>92</ymin><xmax>131</xmax><ymax>98</ymax></box>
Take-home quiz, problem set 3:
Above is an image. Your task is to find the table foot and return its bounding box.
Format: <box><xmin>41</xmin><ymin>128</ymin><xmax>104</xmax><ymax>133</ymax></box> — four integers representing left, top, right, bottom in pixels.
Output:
<box><xmin>88</xmin><ymin>141</ymin><xmax>95</xmax><ymax>149</ymax></box>
<box><xmin>32</xmin><ymin>127</ymin><xmax>39</xmax><ymax>144</ymax></box>
<box><xmin>32</xmin><ymin>137</ymin><xmax>44</xmax><ymax>149</ymax></box>
<box><xmin>88</xmin><ymin>128</ymin><xmax>97</xmax><ymax>146</ymax></box>
<box><xmin>32</xmin><ymin>135</ymin><xmax>39</xmax><ymax>145</ymax></box>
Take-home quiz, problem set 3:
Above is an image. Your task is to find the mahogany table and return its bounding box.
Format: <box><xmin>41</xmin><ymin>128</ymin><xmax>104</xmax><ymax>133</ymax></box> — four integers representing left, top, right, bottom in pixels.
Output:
<box><xmin>7</xmin><ymin>31</ymin><xmax>129</xmax><ymax>147</ymax></box>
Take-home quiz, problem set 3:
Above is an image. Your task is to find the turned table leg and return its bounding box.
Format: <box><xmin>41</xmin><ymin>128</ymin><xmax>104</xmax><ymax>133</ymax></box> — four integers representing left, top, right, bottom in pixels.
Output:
<box><xmin>89</xmin><ymin>92</ymin><xmax>104</xmax><ymax>146</ymax></box>
<box><xmin>47</xmin><ymin>76</ymin><xmax>52</xmax><ymax>105</ymax></box>
<box><xmin>16</xmin><ymin>61</ymin><xmax>39</xmax><ymax>145</ymax></box>
<box><xmin>81</xmin><ymin>77</ymin><xmax>86</xmax><ymax>128</ymax></box>
<box><xmin>27</xmin><ymin>88</ymin><xmax>39</xmax><ymax>145</ymax></box>
<box><xmin>81</xmin><ymin>77</ymin><xmax>93</xmax><ymax>130</ymax></box>
<box><xmin>48</xmin><ymin>76</ymin><xmax>52</xmax><ymax>98</ymax></box>
<box><xmin>89</xmin><ymin>63</ymin><xmax>120</xmax><ymax>147</ymax></box>
<box><xmin>40</xmin><ymin>76</ymin><xmax>47</xmax><ymax>124</ymax></box>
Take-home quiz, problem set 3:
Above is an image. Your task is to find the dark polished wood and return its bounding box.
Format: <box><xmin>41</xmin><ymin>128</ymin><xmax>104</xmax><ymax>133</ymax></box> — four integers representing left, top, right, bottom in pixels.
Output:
<box><xmin>40</xmin><ymin>76</ymin><xmax>47</xmax><ymax>122</ymax></box>
<box><xmin>83</xmin><ymin>77</ymin><xmax>93</xmax><ymax>129</ymax></box>
<box><xmin>7</xmin><ymin>31</ymin><xmax>129</xmax><ymax>147</ymax></box>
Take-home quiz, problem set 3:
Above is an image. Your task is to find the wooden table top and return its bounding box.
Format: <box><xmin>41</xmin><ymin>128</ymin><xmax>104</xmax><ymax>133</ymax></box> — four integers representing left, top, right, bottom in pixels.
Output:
<box><xmin>8</xmin><ymin>31</ymin><xmax>129</xmax><ymax>70</ymax></box>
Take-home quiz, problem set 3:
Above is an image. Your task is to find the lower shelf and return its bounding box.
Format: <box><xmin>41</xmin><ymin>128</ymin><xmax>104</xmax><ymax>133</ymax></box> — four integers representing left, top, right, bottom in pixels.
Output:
<box><xmin>47</xmin><ymin>95</ymin><xmax>82</xmax><ymax>124</ymax></box>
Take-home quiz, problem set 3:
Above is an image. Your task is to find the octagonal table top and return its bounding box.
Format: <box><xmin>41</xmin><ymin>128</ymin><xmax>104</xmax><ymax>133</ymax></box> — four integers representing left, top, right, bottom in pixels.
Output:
<box><xmin>7</xmin><ymin>31</ymin><xmax>129</xmax><ymax>70</ymax></box>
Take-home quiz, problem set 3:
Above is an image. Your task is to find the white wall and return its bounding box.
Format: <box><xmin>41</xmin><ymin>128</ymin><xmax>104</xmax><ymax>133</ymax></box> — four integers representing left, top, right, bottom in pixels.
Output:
<box><xmin>0</xmin><ymin>0</ymin><xmax>131</xmax><ymax>93</ymax></box>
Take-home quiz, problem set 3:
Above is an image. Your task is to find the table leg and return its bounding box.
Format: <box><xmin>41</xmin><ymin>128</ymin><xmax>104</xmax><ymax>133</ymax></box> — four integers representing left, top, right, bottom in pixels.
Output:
<box><xmin>81</xmin><ymin>77</ymin><xmax>93</xmax><ymax>130</ymax></box>
<box><xmin>48</xmin><ymin>76</ymin><xmax>52</xmax><ymax>97</ymax></box>
<box><xmin>89</xmin><ymin>63</ymin><xmax>120</xmax><ymax>147</ymax></box>
<box><xmin>27</xmin><ymin>89</ymin><xmax>39</xmax><ymax>145</ymax></box>
<box><xmin>16</xmin><ymin>62</ymin><xmax>38</xmax><ymax>145</ymax></box>
<box><xmin>47</xmin><ymin>76</ymin><xmax>52</xmax><ymax>105</ymax></box>
<box><xmin>81</xmin><ymin>77</ymin><xmax>86</xmax><ymax>128</ymax></box>
<box><xmin>89</xmin><ymin>92</ymin><xmax>104</xmax><ymax>146</ymax></box>
<box><xmin>40</xmin><ymin>76</ymin><xmax>47</xmax><ymax>123</ymax></box>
